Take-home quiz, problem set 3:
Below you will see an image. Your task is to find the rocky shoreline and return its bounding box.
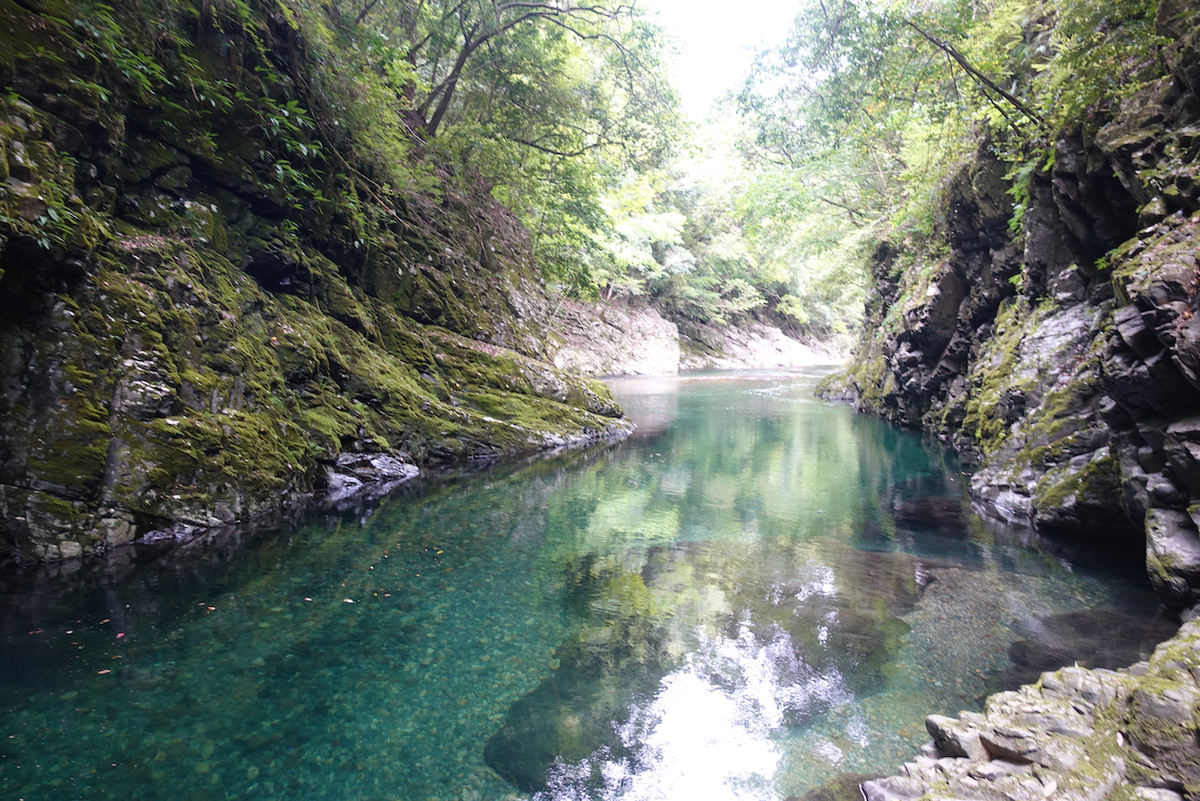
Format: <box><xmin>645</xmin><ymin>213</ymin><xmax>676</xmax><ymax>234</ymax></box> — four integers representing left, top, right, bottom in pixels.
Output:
<box><xmin>863</xmin><ymin>616</ymin><xmax>1200</xmax><ymax>801</ymax></box>
<box><xmin>0</xmin><ymin>0</ymin><xmax>643</xmax><ymax>565</ymax></box>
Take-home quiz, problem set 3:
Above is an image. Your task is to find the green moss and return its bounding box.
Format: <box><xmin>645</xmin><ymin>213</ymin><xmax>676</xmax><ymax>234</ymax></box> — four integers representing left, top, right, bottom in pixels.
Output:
<box><xmin>28</xmin><ymin>423</ymin><xmax>110</xmax><ymax>488</ymax></box>
<box><xmin>1032</xmin><ymin>448</ymin><xmax>1119</xmax><ymax>511</ymax></box>
<box><xmin>0</xmin><ymin>0</ymin><xmax>639</xmax><ymax>561</ymax></box>
<box><xmin>33</xmin><ymin>493</ymin><xmax>85</xmax><ymax>526</ymax></box>
<box><xmin>117</xmin><ymin>138</ymin><xmax>189</xmax><ymax>184</ymax></box>
<box><xmin>818</xmin><ymin>334</ymin><xmax>899</xmax><ymax>419</ymax></box>
<box><xmin>960</xmin><ymin>299</ymin><xmax>1034</xmax><ymax>455</ymax></box>
<box><xmin>1147</xmin><ymin>547</ymin><xmax>1177</xmax><ymax>586</ymax></box>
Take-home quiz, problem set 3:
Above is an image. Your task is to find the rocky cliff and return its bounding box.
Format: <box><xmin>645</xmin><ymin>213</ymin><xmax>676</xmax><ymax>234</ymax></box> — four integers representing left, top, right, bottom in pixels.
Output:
<box><xmin>549</xmin><ymin>296</ymin><xmax>842</xmax><ymax>377</ymax></box>
<box><xmin>823</xmin><ymin>0</ymin><xmax>1200</xmax><ymax>613</ymax></box>
<box><xmin>0</xmin><ymin>0</ymin><xmax>630</xmax><ymax>563</ymax></box>
<box><xmin>824</xmin><ymin>0</ymin><xmax>1200</xmax><ymax>797</ymax></box>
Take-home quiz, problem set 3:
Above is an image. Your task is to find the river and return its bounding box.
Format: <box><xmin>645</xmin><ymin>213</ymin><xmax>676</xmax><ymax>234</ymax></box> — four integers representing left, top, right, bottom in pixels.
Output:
<box><xmin>0</xmin><ymin>369</ymin><xmax>1172</xmax><ymax>801</ymax></box>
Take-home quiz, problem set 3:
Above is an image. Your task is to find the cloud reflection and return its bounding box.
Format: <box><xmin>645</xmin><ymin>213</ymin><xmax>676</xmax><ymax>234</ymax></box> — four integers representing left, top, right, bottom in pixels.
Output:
<box><xmin>538</xmin><ymin>624</ymin><xmax>853</xmax><ymax>801</ymax></box>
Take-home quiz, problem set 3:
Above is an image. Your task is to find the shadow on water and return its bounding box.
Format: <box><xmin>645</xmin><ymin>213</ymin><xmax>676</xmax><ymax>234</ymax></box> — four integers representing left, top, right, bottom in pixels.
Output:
<box><xmin>0</xmin><ymin>369</ymin><xmax>1173</xmax><ymax>801</ymax></box>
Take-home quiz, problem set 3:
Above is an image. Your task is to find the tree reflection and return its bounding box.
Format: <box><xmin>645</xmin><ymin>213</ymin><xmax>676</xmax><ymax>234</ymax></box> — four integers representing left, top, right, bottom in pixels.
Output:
<box><xmin>486</xmin><ymin>374</ymin><xmax>934</xmax><ymax>794</ymax></box>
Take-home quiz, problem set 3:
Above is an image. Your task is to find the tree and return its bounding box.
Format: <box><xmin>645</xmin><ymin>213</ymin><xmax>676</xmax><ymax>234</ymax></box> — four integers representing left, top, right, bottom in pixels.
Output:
<box><xmin>350</xmin><ymin>0</ymin><xmax>678</xmax><ymax>150</ymax></box>
<box><xmin>340</xmin><ymin>0</ymin><xmax>681</xmax><ymax>292</ymax></box>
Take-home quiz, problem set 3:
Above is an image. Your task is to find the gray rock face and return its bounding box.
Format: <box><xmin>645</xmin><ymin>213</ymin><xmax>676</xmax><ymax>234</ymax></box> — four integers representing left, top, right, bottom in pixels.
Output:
<box><xmin>1146</xmin><ymin>509</ymin><xmax>1200</xmax><ymax>610</ymax></box>
<box><xmin>548</xmin><ymin>296</ymin><xmax>841</xmax><ymax>377</ymax></box>
<box><xmin>822</xmin><ymin>0</ymin><xmax>1200</xmax><ymax>596</ymax></box>
<box><xmin>863</xmin><ymin>619</ymin><xmax>1200</xmax><ymax>801</ymax></box>
<box><xmin>323</xmin><ymin>452</ymin><xmax>420</xmax><ymax>501</ymax></box>
<box><xmin>677</xmin><ymin>320</ymin><xmax>844</xmax><ymax>371</ymax></box>
<box><xmin>551</xmin><ymin>299</ymin><xmax>681</xmax><ymax>376</ymax></box>
<box><xmin>828</xmin><ymin>6</ymin><xmax>1200</xmax><ymax>796</ymax></box>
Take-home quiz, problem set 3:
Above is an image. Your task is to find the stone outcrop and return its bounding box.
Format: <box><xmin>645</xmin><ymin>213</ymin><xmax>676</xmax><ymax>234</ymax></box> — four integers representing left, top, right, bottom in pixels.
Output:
<box><xmin>0</xmin><ymin>0</ymin><xmax>840</xmax><ymax>564</ymax></box>
<box><xmin>863</xmin><ymin>618</ymin><xmax>1200</xmax><ymax>801</ymax></box>
<box><xmin>678</xmin><ymin>319</ymin><xmax>845</xmax><ymax>371</ymax></box>
<box><xmin>549</xmin><ymin>296</ymin><xmax>841</xmax><ymax>377</ymax></box>
<box><xmin>550</xmin><ymin>298</ymin><xmax>682</xmax><ymax>376</ymax></box>
<box><xmin>822</xmin><ymin>0</ymin><xmax>1200</xmax><ymax>598</ymax></box>
<box><xmin>824</xmin><ymin>2</ymin><xmax>1200</xmax><ymax>799</ymax></box>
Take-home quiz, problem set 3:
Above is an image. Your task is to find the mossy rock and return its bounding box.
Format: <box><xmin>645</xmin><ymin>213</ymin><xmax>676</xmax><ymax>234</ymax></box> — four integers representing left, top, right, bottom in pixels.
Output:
<box><xmin>0</xmin><ymin>0</ymin><xmax>631</xmax><ymax>562</ymax></box>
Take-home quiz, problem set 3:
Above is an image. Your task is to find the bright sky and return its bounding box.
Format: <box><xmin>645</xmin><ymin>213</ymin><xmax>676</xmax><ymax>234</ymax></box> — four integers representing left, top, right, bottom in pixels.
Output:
<box><xmin>643</xmin><ymin>0</ymin><xmax>800</xmax><ymax>119</ymax></box>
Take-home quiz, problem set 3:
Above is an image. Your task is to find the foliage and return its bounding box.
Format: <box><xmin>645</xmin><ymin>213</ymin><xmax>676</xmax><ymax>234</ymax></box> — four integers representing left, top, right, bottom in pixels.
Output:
<box><xmin>727</xmin><ymin>0</ymin><xmax>1171</xmax><ymax>334</ymax></box>
<box><xmin>968</xmin><ymin>0</ymin><xmax>1167</xmax><ymax>231</ymax></box>
<box><xmin>0</xmin><ymin>0</ymin><xmax>685</xmax><ymax>299</ymax></box>
<box><xmin>3</xmin><ymin>0</ymin><xmax>1169</xmax><ymax>351</ymax></box>
<box><xmin>353</xmin><ymin>0</ymin><xmax>685</xmax><ymax>289</ymax></box>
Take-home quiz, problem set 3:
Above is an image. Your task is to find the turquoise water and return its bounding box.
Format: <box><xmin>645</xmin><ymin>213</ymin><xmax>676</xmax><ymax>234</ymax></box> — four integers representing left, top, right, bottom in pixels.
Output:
<box><xmin>0</xmin><ymin>369</ymin><xmax>1169</xmax><ymax>801</ymax></box>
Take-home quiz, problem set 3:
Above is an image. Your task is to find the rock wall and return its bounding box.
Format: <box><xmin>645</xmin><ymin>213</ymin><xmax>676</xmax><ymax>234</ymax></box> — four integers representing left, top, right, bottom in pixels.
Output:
<box><xmin>823</xmin><ymin>0</ymin><xmax>1200</xmax><ymax>610</ymax></box>
<box><xmin>826</xmin><ymin>2</ymin><xmax>1200</xmax><ymax>798</ymax></box>
<box><xmin>0</xmin><ymin>0</ymin><xmax>628</xmax><ymax>563</ymax></box>
<box><xmin>678</xmin><ymin>319</ymin><xmax>847</xmax><ymax>371</ymax></box>
<box><xmin>550</xmin><ymin>298</ymin><xmax>681</xmax><ymax>376</ymax></box>
<box><xmin>863</xmin><ymin>618</ymin><xmax>1200</xmax><ymax>801</ymax></box>
<box><xmin>549</xmin><ymin>296</ymin><xmax>843</xmax><ymax>377</ymax></box>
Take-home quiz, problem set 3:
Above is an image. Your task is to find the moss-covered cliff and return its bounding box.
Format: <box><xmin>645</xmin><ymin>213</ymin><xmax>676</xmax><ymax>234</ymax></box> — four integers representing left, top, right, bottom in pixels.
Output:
<box><xmin>822</xmin><ymin>0</ymin><xmax>1200</xmax><ymax>605</ymax></box>
<box><xmin>0</xmin><ymin>0</ymin><xmax>632</xmax><ymax>563</ymax></box>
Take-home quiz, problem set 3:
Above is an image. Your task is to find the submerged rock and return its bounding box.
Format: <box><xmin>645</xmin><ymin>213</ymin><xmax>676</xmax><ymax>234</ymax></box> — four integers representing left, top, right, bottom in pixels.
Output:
<box><xmin>892</xmin><ymin>497</ymin><xmax>966</xmax><ymax>528</ymax></box>
<box><xmin>793</xmin><ymin>772</ymin><xmax>880</xmax><ymax>801</ymax></box>
<box><xmin>1003</xmin><ymin>608</ymin><xmax>1178</xmax><ymax>688</ymax></box>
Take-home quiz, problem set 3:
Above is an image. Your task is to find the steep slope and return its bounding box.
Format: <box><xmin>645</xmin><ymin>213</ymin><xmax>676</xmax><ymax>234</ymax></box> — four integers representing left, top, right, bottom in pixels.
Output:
<box><xmin>0</xmin><ymin>0</ymin><xmax>628</xmax><ymax>562</ymax></box>
<box><xmin>824</xmin><ymin>0</ymin><xmax>1200</xmax><ymax>611</ymax></box>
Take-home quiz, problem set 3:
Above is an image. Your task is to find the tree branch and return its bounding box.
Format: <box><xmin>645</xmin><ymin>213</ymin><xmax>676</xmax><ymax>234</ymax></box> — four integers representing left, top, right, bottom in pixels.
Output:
<box><xmin>506</xmin><ymin>135</ymin><xmax>613</xmax><ymax>157</ymax></box>
<box><xmin>904</xmin><ymin>19</ymin><xmax>1049</xmax><ymax>130</ymax></box>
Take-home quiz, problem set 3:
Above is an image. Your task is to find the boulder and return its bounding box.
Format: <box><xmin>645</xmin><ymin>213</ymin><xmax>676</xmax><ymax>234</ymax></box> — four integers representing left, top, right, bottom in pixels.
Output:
<box><xmin>859</xmin><ymin>621</ymin><xmax>1200</xmax><ymax>801</ymax></box>
<box><xmin>1146</xmin><ymin>509</ymin><xmax>1200</xmax><ymax>611</ymax></box>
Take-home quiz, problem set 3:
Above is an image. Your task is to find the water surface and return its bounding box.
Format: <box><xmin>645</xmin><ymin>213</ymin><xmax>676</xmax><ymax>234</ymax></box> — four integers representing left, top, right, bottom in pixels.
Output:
<box><xmin>0</xmin><ymin>369</ymin><xmax>1170</xmax><ymax>800</ymax></box>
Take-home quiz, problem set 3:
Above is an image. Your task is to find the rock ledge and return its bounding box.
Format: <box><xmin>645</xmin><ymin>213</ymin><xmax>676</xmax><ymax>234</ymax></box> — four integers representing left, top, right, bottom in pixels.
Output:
<box><xmin>863</xmin><ymin>619</ymin><xmax>1200</xmax><ymax>801</ymax></box>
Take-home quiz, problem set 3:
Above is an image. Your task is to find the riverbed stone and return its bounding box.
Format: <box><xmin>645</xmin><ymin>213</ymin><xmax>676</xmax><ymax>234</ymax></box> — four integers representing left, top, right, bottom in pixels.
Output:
<box><xmin>1135</xmin><ymin>789</ymin><xmax>1184</xmax><ymax>801</ymax></box>
<box><xmin>323</xmin><ymin>452</ymin><xmax>420</xmax><ymax>501</ymax></box>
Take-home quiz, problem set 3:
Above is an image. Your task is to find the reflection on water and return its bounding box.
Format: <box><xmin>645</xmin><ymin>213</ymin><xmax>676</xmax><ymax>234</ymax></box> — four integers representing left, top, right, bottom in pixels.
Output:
<box><xmin>0</xmin><ymin>369</ymin><xmax>1169</xmax><ymax>801</ymax></box>
<box><xmin>541</xmin><ymin>624</ymin><xmax>853</xmax><ymax>801</ymax></box>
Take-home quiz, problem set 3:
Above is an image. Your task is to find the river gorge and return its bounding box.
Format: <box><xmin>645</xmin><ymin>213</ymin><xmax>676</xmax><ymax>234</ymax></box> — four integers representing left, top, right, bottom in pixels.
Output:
<box><xmin>0</xmin><ymin>370</ymin><xmax>1172</xmax><ymax>800</ymax></box>
<box><xmin>5</xmin><ymin>0</ymin><xmax>1200</xmax><ymax>797</ymax></box>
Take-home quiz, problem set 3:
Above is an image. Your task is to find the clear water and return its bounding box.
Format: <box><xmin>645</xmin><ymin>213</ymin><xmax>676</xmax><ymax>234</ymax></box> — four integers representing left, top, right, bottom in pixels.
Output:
<box><xmin>0</xmin><ymin>369</ymin><xmax>1170</xmax><ymax>801</ymax></box>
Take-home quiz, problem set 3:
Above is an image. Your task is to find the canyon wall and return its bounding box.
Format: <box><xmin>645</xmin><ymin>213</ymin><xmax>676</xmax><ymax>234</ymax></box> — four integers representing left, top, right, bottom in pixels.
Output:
<box><xmin>0</xmin><ymin>0</ymin><xmax>628</xmax><ymax>563</ymax></box>
<box><xmin>823</xmin><ymin>0</ymin><xmax>1200</xmax><ymax>614</ymax></box>
<box><xmin>827</xmin><ymin>2</ymin><xmax>1200</xmax><ymax>798</ymax></box>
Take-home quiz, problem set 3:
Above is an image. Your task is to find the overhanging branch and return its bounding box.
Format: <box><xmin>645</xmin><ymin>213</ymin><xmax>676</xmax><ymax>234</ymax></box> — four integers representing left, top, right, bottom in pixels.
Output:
<box><xmin>904</xmin><ymin>20</ymin><xmax>1049</xmax><ymax>131</ymax></box>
